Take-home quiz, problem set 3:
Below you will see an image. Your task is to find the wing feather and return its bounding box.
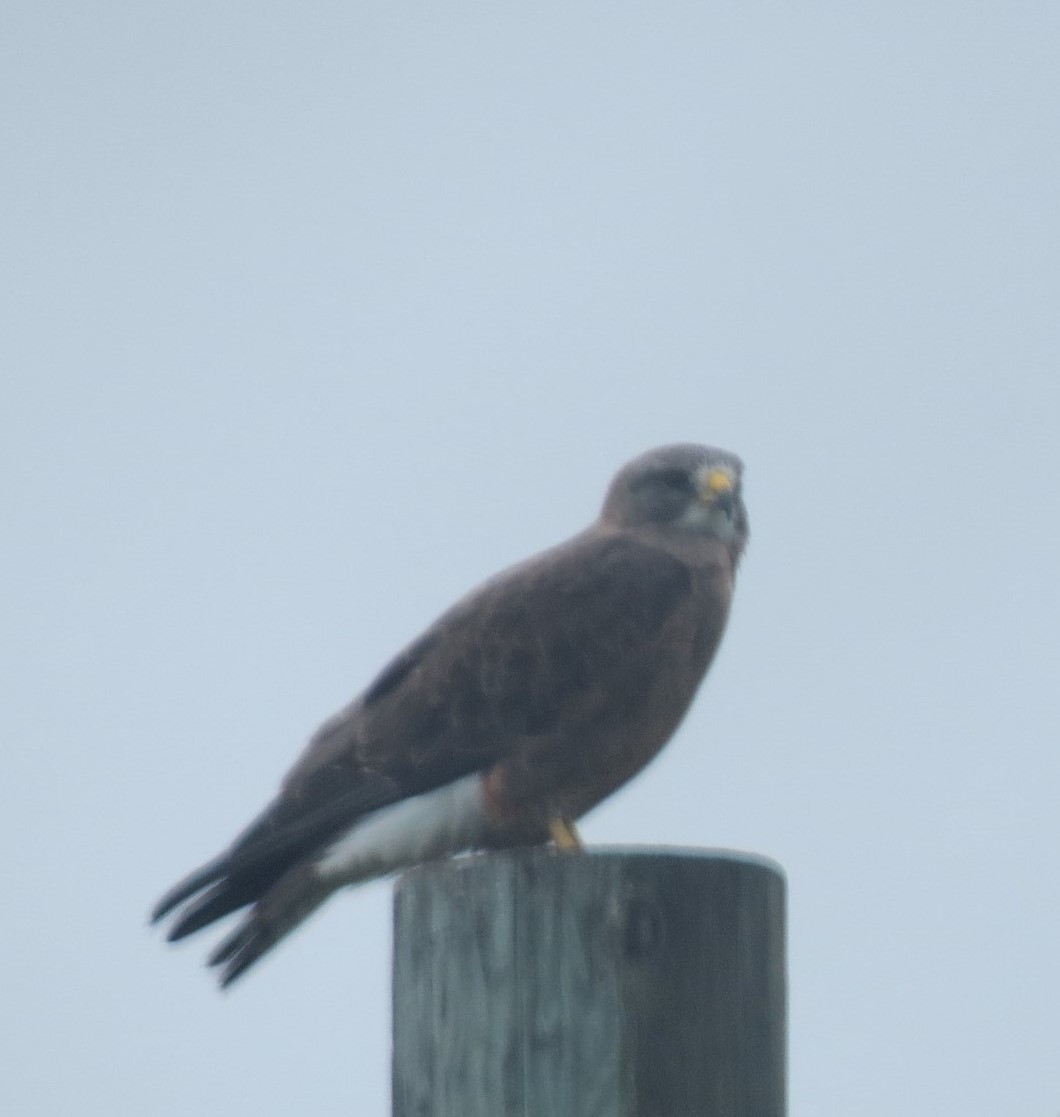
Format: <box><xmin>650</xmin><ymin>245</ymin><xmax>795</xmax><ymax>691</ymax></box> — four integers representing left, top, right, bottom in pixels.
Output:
<box><xmin>153</xmin><ymin>530</ymin><xmax>698</xmax><ymax>934</ymax></box>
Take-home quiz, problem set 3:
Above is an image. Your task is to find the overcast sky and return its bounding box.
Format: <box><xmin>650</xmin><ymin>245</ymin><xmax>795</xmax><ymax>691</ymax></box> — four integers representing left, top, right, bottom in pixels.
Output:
<box><xmin>3</xmin><ymin>4</ymin><xmax>1058</xmax><ymax>1115</ymax></box>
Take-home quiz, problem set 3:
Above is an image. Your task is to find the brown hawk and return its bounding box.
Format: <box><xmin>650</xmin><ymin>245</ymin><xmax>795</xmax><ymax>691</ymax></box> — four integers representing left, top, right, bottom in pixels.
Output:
<box><xmin>152</xmin><ymin>443</ymin><xmax>749</xmax><ymax>986</ymax></box>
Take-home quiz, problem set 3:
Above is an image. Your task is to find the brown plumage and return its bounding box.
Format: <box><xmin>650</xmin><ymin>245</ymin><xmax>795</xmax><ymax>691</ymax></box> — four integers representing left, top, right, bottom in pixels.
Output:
<box><xmin>152</xmin><ymin>443</ymin><xmax>748</xmax><ymax>986</ymax></box>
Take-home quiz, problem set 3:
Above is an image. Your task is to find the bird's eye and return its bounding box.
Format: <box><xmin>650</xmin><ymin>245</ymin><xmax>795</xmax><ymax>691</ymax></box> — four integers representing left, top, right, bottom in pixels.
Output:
<box><xmin>654</xmin><ymin>468</ymin><xmax>692</xmax><ymax>493</ymax></box>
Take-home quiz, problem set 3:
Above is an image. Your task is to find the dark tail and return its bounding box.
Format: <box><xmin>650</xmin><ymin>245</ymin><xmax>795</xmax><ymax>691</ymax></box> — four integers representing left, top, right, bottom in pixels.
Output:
<box><xmin>151</xmin><ymin>856</ymin><xmax>229</xmax><ymax>925</ymax></box>
<box><xmin>150</xmin><ymin>775</ymin><xmax>406</xmax><ymax>984</ymax></box>
<box><xmin>151</xmin><ymin>854</ymin><xmax>263</xmax><ymax>941</ymax></box>
<box><xmin>206</xmin><ymin>864</ymin><xmax>331</xmax><ymax>988</ymax></box>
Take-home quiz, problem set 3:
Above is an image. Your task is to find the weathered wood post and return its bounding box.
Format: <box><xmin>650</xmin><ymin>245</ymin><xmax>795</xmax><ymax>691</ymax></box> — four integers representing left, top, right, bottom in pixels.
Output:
<box><xmin>392</xmin><ymin>848</ymin><xmax>786</xmax><ymax>1116</ymax></box>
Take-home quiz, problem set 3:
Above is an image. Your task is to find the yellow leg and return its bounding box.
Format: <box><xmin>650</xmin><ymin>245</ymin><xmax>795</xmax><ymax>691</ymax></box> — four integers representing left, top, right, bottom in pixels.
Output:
<box><xmin>548</xmin><ymin>817</ymin><xmax>583</xmax><ymax>852</ymax></box>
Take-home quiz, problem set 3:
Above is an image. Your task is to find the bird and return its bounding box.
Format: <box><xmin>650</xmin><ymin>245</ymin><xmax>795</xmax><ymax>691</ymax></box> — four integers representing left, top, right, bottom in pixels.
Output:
<box><xmin>151</xmin><ymin>443</ymin><xmax>749</xmax><ymax>987</ymax></box>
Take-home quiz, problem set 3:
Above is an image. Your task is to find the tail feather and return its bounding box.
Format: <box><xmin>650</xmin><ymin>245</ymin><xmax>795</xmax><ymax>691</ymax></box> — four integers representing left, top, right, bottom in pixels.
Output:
<box><xmin>150</xmin><ymin>856</ymin><xmax>229</xmax><ymax>924</ymax></box>
<box><xmin>152</xmin><ymin>775</ymin><xmax>489</xmax><ymax>987</ymax></box>
<box><xmin>206</xmin><ymin>864</ymin><xmax>331</xmax><ymax>988</ymax></box>
<box><xmin>151</xmin><ymin>778</ymin><xmax>405</xmax><ymax>938</ymax></box>
<box><xmin>165</xmin><ymin>880</ymin><xmax>253</xmax><ymax>942</ymax></box>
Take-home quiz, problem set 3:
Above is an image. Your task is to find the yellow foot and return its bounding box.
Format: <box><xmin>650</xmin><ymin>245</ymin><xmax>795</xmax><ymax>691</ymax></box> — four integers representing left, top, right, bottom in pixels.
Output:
<box><xmin>548</xmin><ymin>817</ymin><xmax>583</xmax><ymax>852</ymax></box>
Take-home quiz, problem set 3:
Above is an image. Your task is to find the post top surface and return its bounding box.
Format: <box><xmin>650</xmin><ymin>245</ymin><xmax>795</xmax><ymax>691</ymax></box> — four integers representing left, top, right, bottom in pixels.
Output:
<box><xmin>396</xmin><ymin>844</ymin><xmax>786</xmax><ymax>890</ymax></box>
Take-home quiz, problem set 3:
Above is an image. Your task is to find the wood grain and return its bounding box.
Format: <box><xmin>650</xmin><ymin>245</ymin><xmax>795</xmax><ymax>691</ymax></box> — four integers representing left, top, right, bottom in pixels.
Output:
<box><xmin>392</xmin><ymin>848</ymin><xmax>785</xmax><ymax>1117</ymax></box>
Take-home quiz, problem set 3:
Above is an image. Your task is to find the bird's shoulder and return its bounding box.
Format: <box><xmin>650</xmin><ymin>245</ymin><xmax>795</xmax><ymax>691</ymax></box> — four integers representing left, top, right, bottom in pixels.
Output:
<box><xmin>375</xmin><ymin>528</ymin><xmax>699</xmax><ymax>693</ymax></box>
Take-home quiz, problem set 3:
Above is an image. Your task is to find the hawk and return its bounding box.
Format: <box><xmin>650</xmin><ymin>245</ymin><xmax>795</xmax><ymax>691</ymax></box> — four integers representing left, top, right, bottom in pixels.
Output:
<box><xmin>152</xmin><ymin>443</ymin><xmax>748</xmax><ymax>986</ymax></box>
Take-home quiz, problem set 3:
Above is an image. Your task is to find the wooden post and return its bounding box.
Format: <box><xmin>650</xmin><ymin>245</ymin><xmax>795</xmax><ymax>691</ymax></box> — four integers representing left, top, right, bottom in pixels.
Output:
<box><xmin>392</xmin><ymin>848</ymin><xmax>785</xmax><ymax>1117</ymax></box>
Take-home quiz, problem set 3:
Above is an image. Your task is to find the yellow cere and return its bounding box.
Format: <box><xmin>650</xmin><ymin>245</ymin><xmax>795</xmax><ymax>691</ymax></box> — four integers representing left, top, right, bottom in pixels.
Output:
<box><xmin>705</xmin><ymin>468</ymin><xmax>734</xmax><ymax>495</ymax></box>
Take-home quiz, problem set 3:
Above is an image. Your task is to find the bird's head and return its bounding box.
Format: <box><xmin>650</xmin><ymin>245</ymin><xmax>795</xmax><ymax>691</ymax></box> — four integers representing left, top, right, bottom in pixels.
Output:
<box><xmin>601</xmin><ymin>444</ymin><xmax>748</xmax><ymax>559</ymax></box>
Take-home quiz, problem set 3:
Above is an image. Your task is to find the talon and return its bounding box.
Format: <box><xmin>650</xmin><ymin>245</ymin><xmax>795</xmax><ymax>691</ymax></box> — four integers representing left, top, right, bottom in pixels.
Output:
<box><xmin>548</xmin><ymin>817</ymin><xmax>583</xmax><ymax>852</ymax></box>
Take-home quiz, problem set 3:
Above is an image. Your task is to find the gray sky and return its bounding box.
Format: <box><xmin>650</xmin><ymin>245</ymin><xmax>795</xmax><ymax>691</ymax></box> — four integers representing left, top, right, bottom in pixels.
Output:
<box><xmin>3</xmin><ymin>4</ymin><xmax>1058</xmax><ymax>1114</ymax></box>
